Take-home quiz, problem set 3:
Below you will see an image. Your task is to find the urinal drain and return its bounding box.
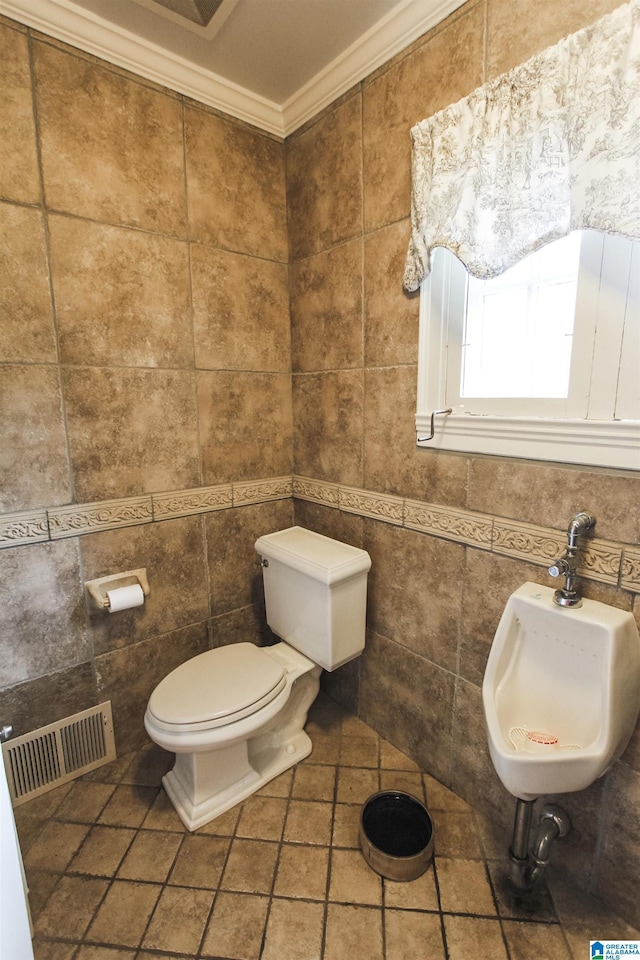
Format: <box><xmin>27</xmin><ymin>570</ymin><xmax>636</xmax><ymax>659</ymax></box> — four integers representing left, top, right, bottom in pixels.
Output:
<box><xmin>509</xmin><ymin>726</ymin><xmax>582</xmax><ymax>753</ymax></box>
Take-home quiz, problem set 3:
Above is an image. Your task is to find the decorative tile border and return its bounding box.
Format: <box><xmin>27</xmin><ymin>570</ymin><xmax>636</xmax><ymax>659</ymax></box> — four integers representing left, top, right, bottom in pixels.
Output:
<box><xmin>0</xmin><ymin>509</ymin><xmax>49</xmax><ymax>547</ymax></box>
<box><xmin>492</xmin><ymin>518</ymin><xmax>564</xmax><ymax>566</ymax></box>
<box><xmin>621</xmin><ymin>547</ymin><xmax>640</xmax><ymax>591</ymax></box>
<box><xmin>292</xmin><ymin>476</ymin><xmax>340</xmax><ymax>508</ymax></box>
<box><xmin>233</xmin><ymin>476</ymin><xmax>292</xmax><ymax>507</ymax></box>
<box><xmin>404</xmin><ymin>500</ymin><xmax>493</xmax><ymax>548</ymax></box>
<box><xmin>339</xmin><ymin>486</ymin><xmax>403</xmax><ymax>525</ymax></box>
<box><xmin>1</xmin><ymin>476</ymin><xmax>638</xmax><ymax>596</ymax></box>
<box><xmin>152</xmin><ymin>484</ymin><xmax>232</xmax><ymax>520</ymax></box>
<box><xmin>48</xmin><ymin>497</ymin><xmax>153</xmax><ymax>539</ymax></box>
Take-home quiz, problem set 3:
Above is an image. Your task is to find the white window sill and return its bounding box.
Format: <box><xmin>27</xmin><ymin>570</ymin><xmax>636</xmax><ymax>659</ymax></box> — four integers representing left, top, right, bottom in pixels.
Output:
<box><xmin>415</xmin><ymin>413</ymin><xmax>640</xmax><ymax>471</ymax></box>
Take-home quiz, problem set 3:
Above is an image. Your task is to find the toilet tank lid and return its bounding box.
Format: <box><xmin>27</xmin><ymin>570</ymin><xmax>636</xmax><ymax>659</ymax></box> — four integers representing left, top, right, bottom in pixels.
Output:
<box><xmin>255</xmin><ymin>526</ymin><xmax>371</xmax><ymax>585</ymax></box>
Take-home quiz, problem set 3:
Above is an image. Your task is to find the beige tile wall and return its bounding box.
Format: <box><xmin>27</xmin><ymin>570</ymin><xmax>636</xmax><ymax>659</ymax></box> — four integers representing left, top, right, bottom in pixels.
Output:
<box><xmin>285</xmin><ymin>0</ymin><xmax>640</xmax><ymax>928</ymax></box>
<box><xmin>1</xmin><ymin>0</ymin><xmax>639</xmax><ymax>928</ymax></box>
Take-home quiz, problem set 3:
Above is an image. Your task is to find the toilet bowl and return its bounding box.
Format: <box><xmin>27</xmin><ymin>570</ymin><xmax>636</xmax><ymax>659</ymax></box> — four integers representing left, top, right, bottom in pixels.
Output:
<box><xmin>144</xmin><ymin>526</ymin><xmax>371</xmax><ymax>830</ymax></box>
<box><xmin>482</xmin><ymin>582</ymin><xmax>640</xmax><ymax>801</ymax></box>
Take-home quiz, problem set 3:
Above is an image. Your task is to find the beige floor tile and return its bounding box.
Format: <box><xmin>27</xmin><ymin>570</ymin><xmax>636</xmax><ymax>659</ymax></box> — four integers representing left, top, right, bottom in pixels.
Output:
<box><xmin>444</xmin><ymin>915</ymin><xmax>509</xmax><ymax>960</ymax></box>
<box><xmin>34</xmin><ymin>876</ymin><xmax>109</xmax><ymax>940</ymax></box>
<box><xmin>336</xmin><ymin>766</ymin><xmax>379</xmax><ymax>804</ymax></box>
<box><xmin>236</xmin><ymin>795</ymin><xmax>288</xmax><ymax>840</ymax></box>
<box><xmin>53</xmin><ymin>781</ymin><xmax>116</xmax><ymax>823</ymax></box>
<box><xmin>141</xmin><ymin>789</ymin><xmax>188</xmax><ymax>833</ymax></box>
<box><xmin>384</xmin><ymin>867</ymin><xmax>439</xmax><ymax>911</ymax></box>
<box><xmin>332</xmin><ymin>803</ymin><xmax>361</xmax><ymax>848</ymax></box>
<box><xmin>323</xmin><ymin>903</ymin><xmax>383</xmax><ymax>960</ymax></box>
<box><xmin>32</xmin><ymin>940</ymin><xmax>78</xmax><ymax>960</ymax></box>
<box><xmin>274</xmin><ymin>843</ymin><xmax>329</xmax><ymax>900</ymax></box>
<box><xmin>201</xmin><ymin>892</ymin><xmax>269</xmax><ymax>960</ymax></box>
<box><xmin>68</xmin><ymin>825</ymin><xmax>135</xmax><ymax>877</ymax></box>
<box><xmin>168</xmin><ymin>834</ymin><xmax>230</xmax><ymax>889</ymax></box>
<box><xmin>117</xmin><ymin>829</ymin><xmax>183</xmax><ymax>883</ymax></box>
<box><xmin>75</xmin><ymin>947</ymin><xmax>136</xmax><ymax>959</ymax></box>
<box><xmin>305</xmin><ymin>732</ymin><xmax>340</xmax><ymax>765</ymax></box>
<box><xmin>195</xmin><ymin>803</ymin><xmax>240</xmax><ymax>836</ymax></box>
<box><xmin>97</xmin><ymin>785</ymin><xmax>158</xmax><ymax>828</ymax></box>
<box><xmin>340</xmin><ymin>735</ymin><xmax>379</xmax><ymax>767</ymax></box>
<box><xmin>142</xmin><ymin>886</ymin><xmax>213</xmax><ymax>955</ymax></box>
<box><xmin>261</xmin><ymin>897</ymin><xmax>325</xmax><ymax>960</ymax></box>
<box><xmin>221</xmin><ymin>838</ymin><xmax>279</xmax><ymax>894</ymax></box>
<box><xmin>379</xmin><ymin>739</ymin><xmax>421</xmax><ymax>771</ymax></box>
<box><xmin>431</xmin><ymin>809</ymin><xmax>483</xmax><ymax>858</ymax></box>
<box><xmin>25</xmin><ymin>870</ymin><xmax>61</xmax><ymax>922</ymax></box>
<box><xmin>329</xmin><ymin>848</ymin><xmax>382</xmax><ymax>905</ymax></box>
<box><xmin>120</xmin><ymin>745</ymin><xmax>173</xmax><ymax>787</ymax></box>
<box><xmin>385</xmin><ymin>908</ymin><xmax>445</xmax><ymax>960</ymax></box>
<box><xmin>437</xmin><ymin>857</ymin><xmax>497</xmax><ymax>915</ymax></box>
<box><xmin>285</xmin><ymin>799</ymin><xmax>333</xmax><ymax>845</ymax></box>
<box><xmin>86</xmin><ymin>879</ymin><xmax>162</xmax><ymax>948</ymax></box>
<box><xmin>502</xmin><ymin>919</ymin><xmax>572</xmax><ymax>959</ymax></box>
<box><xmin>488</xmin><ymin>861</ymin><xmax>557</xmax><ymax>922</ymax></box>
<box><xmin>379</xmin><ymin>769</ymin><xmax>426</xmax><ymax>800</ymax></box>
<box><xmin>25</xmin><ymin>820</ymin><xmax>91</xmax><ymax>872</ymax></box>
<box><xmin>256</xmin><ymin>768</ymin><xmax>293</xmax><ymax>798</ymax></box>
<box><xmin>292</xmin><ymin>763</ymin><xmax>337</xmax><ymax>801</ymax></box>
<box><xmin>424</xmin><ymin>774</ymin><xmax>473</xmax><ymax>812</ymax></box>
<box><xmin>340</xmin><ymin>715</ymin><xmax>378</xmax><ymax>739</ymax></box>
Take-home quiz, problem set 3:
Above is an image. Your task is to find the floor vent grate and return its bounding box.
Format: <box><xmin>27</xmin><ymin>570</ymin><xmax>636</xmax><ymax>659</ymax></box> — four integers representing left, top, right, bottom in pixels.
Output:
<box><xmin>2</xmin><ymin>702</ymin><xmax>116</xmax><ymax>806</ymax></box>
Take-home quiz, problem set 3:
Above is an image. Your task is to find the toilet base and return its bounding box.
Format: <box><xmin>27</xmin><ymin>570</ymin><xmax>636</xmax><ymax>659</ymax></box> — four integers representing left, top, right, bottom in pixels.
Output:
<box><xmin>162</xmin><ymin>728</ymin><xmax>312</xmax><ymax>831</ymax></box>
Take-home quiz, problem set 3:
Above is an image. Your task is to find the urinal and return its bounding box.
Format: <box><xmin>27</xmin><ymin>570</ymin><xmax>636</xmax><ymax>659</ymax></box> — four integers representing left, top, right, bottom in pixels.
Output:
<box><xmin>482</xmin><ymin>582</ymin><xmax>640</xmax><ymax>801</ymax></box>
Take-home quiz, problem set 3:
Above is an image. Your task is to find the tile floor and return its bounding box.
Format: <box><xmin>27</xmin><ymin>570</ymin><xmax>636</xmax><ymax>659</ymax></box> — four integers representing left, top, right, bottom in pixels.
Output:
<box><xmin>14</xmin><ymin>694</ymin><xmax>640</xmax><ymax>960</ymax></box>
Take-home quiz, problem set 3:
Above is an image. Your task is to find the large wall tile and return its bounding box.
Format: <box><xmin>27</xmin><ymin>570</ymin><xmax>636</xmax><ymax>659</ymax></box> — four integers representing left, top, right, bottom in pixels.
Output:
<box><xmin>63</xmin><ymin>367</ymin><xmax>200</xmax><ymax>501</ymax></box>
<box><xmin>468</xmin><ymin>458</ymin><xmax>640</xmax><ymax>543</ymax></box>
<box><xmin>363</xmin><ymin>366</ymin><xmax>469</xmax><ymax>504</ymax></box>
<box><xmin>0</xmin><ymin>364</ymin><xmax>71</xmax><ymax>512</ymax></box>
<box><xmin>292</xmin><ymin>371</ymin><xmax>363</xmax><ymax>487</ymax></box>
<box><xmin>360</xmin><ymin>630</ymin><xmax>455</xmax><ymax>784</ymax></box>
<box><xmin>364</xmin><ymin>520</ymin><xmax>463</xmax><ymax>673</ymax></box>
<box><xmin>0</xmin><ymin>203</ymin><xmax>56</xmax><ymax>363</ymax></box>
<box><xmin>49</xmin><ymin>216</ymin><xmax>192</xmax><ymax>368</ymax></box>
<box><xmin>290</xmin><ymin>239</ymin><xmax>363</xmax><ymax>373</ymax></box>
<box><xmin>80</xmin><ymin>516</ymin><xmax>210</xmax><ymax>655</ymax></box>
<box><xmin>206</xmin><ymin>499</ymin><xmax>293</xmax><ymax>616</ymax></box>
<box><xmin>95</xmin><ymin>622</ymin><xmax>209</xmax><ymax>753</ymax></box>
<box><xmin>287</xmin><ymin>94</ymin><xmax>363</xmax><ymax>260</ymax></box>
<box><xmin>362</xmin><ymin>5</ymin><xmax>484</xmax><ymax>232</ymax></box>
<box><xmin>0</xmin><ymin>662</ymin><xmax>96</xmax><ymax>738</ymax></box>
<box><xmin>0</xmin><ymin>539</ymin><xmax>88</xmax><ymax>688</ymax></box>
<box><xmin>185</xmin><ymin>106</ymin><xmax>287</xmax><ymax>261</ymax></box>
<box><xmin>594</xmin><ymin>763</ymin><xmax>640</xmax><ymax>925</ymax></box>
<box><xmin>191</xmin><ymin>244</ymin><xmax>290</xmax><ymax>372</ymax></box>
<box><xmin>486</xmin><ymin>0</ymin><xmax>622</xmax><ymax>80</ymax></box>
<box><xmin>364</xmin><ymin>219</ymin><xmax>419</xmax><ymax>367</ymax></box>
<box><xmin>198</xmin><ymin>371</ymin><xmax>292</xmax><ymax>484</ymax></box>
<box><xmin>33</xmin><ymin>41</ymin><xmax>186</xmax><ymax>234</ymax></box>
<box><xmin>0</xmin><ymin>22</ymin><xmax>40</xmax><ymax>203</ymax></box>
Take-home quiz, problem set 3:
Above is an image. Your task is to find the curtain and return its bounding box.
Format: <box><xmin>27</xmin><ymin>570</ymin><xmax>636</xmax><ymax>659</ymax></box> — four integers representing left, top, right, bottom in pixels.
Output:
<box><xmin>403</xmin><ymin>0</ymin><xmax>640</xmax><ymax>290</ymax></box>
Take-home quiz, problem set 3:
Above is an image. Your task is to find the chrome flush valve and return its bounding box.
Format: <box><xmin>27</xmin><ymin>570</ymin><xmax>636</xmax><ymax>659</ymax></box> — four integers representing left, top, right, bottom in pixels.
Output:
<box><xmin>548</xmin><ymin>512</ymin><xmax>595</xmax><ymax>607</ymax></box>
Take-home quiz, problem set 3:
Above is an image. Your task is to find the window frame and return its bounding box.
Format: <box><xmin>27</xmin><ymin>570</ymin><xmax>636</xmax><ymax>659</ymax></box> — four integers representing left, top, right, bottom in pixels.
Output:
<box><xmin>415</xmin><ymin>239</ymin><xmax>640</xmax><ymax>471</ymax></box>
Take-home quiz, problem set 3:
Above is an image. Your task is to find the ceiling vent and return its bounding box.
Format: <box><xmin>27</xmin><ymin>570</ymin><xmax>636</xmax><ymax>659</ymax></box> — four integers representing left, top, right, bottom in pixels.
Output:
<box><xmin>150</xmin><ymin>0</ymin><xmax>224</xmax><ymax>27</ymax></box>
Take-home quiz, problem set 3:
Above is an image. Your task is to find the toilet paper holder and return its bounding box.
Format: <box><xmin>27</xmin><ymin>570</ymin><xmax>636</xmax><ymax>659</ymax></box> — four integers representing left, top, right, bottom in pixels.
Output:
<box><xmin>84</xmin><ymin>568</ymin><xmax>150</xmax><ymax>612</ymax></box>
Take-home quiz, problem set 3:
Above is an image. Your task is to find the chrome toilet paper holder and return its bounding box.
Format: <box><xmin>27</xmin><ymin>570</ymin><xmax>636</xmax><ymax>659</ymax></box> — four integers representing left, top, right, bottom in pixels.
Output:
<box><xmin>84</xmin><ymin>568</ymin><xmax>150</xmax><ymax>612</ymax></box>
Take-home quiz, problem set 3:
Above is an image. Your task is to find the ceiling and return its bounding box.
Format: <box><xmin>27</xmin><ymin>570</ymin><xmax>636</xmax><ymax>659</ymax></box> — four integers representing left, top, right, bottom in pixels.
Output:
<box><xmin>0</xmin><ymin>0</ymin><xmax>465</xmax><ymax>136</ymax></box>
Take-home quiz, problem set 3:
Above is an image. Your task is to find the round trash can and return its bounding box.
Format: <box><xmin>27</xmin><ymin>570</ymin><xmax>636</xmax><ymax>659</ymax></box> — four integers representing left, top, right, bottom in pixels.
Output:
<box><xmin>360</xmin><ymin>791</ymin><xmax>434</xmax><ymax>882</ymax></box>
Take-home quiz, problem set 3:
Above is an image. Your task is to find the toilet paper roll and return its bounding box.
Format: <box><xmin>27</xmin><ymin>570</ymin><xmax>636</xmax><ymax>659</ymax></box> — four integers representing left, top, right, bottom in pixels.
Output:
<box><xmin>106</xmin><ymin>583</ymin><xmax>145</xmax><ymax>613</ymax></box>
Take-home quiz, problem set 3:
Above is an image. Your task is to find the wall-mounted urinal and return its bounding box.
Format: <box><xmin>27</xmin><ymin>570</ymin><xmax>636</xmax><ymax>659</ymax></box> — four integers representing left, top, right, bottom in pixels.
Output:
<box><xmin>483</xmin><ymin>582</ymin><xmax>640</xmax><ymax>803</ymax></box>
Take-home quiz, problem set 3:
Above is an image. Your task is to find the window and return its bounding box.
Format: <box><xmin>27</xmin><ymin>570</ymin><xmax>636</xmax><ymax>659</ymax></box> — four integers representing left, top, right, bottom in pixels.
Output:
<box><xmin>416</xmin><ymin>232</ymin><xmax>640</xmax><ymax>469</ymax></box>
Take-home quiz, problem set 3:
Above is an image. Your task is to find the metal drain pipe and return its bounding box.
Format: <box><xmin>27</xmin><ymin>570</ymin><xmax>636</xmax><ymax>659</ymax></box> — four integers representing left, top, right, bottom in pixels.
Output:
<box><xmin>508</xmin><ymin>800</ymin><xmax>571</xmax><ymax>891</ymax></box>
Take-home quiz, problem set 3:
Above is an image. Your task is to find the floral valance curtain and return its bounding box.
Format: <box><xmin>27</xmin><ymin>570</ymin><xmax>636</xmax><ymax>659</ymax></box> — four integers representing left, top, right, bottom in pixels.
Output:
<box><xmin>403</xmin><ymin>0</ymin><xmax>640</xmax><ymax>290</ymax></box>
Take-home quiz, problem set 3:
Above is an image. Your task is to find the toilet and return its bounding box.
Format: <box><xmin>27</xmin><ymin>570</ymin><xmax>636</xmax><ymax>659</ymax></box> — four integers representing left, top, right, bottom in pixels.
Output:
<box><xmin>144</xmin><ymin>526</ymin><xmax>371</xmax><ymax>830</ymax></box>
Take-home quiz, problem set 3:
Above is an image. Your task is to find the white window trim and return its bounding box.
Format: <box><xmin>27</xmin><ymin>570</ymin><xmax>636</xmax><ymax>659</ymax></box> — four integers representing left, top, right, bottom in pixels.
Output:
<box><xmin>416</xmin><ymin>250</ymin><xmax>640</xmax><ymax>471</ymax></box>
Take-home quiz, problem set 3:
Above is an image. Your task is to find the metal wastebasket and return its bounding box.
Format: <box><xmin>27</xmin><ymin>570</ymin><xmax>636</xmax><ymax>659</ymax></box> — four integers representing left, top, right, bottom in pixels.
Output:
<box><xmin>359</xmin><ymin>790</ymin><xmax>434</xmax><ymax>882</ymax></box>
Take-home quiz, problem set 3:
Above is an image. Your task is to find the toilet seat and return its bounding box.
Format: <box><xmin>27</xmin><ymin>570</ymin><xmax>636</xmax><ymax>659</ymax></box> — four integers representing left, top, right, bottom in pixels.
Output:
<box><xmin>147</xmin><ymin>643</ymin><xmax>286</xmax><ymax>732</ymax></box>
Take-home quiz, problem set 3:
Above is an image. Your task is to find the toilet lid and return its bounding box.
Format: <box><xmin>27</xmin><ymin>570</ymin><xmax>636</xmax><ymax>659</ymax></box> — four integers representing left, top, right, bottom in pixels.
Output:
<box><xmin>148</xmin><ymin>643</ymin><xmax>286</xmax><ymax>728</ymax></box>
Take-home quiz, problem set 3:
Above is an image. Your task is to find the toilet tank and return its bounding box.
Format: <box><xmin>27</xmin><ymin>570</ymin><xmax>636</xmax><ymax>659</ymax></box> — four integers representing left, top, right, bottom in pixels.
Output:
<box><xmin>255</xmin><ymin>526</ymin><xmax>371</xmax><ymax>672</ymax></box>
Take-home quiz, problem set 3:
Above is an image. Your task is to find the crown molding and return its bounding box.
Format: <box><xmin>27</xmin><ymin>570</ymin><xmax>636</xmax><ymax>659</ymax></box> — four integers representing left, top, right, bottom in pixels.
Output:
<box><xmin>0</xmin><ymin>0</ymin><xmax>464</xmax><ymax>137</ymax></box>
